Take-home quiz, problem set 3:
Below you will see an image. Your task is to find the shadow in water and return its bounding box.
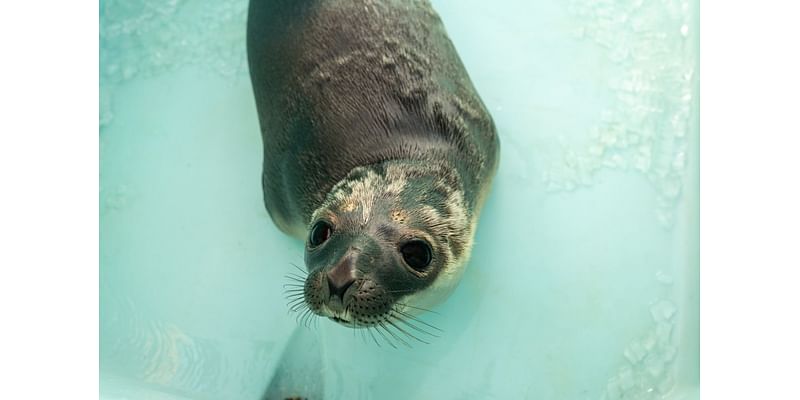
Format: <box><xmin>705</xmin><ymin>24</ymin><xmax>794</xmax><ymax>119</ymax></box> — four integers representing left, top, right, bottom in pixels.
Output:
<box><xmin>261</xmin><ymin>327</ymin><xmax>323</xmax><ymax>400</ymax></box>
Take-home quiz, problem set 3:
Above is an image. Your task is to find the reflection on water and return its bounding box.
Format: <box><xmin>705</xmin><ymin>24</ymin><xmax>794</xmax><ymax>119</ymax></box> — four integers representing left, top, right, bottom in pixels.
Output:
<box><xmin>101</xmin><ymin>291</ymin><xmax>280</xmax><ymax>399</ymax></box>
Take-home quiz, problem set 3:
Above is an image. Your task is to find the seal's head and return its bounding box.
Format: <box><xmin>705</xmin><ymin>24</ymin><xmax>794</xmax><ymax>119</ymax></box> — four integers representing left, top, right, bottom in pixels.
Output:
<box><xmin>299</xmin><ymin>161</ymin><xmax>475</xmax><ymax>329</ymax></box>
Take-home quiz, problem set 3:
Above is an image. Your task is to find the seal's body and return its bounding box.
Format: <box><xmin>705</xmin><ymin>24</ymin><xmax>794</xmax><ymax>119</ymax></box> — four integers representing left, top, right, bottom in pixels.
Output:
<box><xmin>248</xmin><ymin>0</ymin><xmax>499</xmax><ymax>331</ymax></box>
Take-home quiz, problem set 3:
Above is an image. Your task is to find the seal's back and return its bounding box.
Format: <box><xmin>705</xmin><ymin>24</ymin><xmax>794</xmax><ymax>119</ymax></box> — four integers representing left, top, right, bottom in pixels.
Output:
<box><xmin>247</xmin><ymin>0</ymin><xmax>499</xmax><ymax>237</ymax></box>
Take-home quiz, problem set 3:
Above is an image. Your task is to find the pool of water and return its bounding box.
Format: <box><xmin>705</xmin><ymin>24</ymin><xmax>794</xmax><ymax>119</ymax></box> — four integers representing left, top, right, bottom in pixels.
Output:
<box><xmin>99</xmin><ymin>0</ymin><xmax>699</xmax><ymax>399</ymax></box>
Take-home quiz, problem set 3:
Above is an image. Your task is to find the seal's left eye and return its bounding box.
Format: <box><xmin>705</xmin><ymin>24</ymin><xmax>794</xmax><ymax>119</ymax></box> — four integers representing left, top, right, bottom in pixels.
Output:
<box><xmin>309</xmin><ymin>221</ymin><xmax>333</xmax><ymax>248</ymax></box>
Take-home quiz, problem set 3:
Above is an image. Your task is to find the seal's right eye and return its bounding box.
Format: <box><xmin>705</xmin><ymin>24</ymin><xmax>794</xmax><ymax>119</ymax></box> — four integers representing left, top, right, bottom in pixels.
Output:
<box><xmin>400</xmin><ymin>240</ymin><xmax>433</xmax><ymax>271</ymax></box>
<box><xmin>309</xmin><ymin>221</ymin><xmax>333</xmax><ymax>248</ymax></box>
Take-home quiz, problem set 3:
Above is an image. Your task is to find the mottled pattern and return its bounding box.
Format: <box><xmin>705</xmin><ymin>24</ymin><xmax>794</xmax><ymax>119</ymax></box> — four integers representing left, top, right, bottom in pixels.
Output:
<box><xmin>313</xmin><ymin>160</ymin><xmax>473</xmax><ymax>280</ymax></box>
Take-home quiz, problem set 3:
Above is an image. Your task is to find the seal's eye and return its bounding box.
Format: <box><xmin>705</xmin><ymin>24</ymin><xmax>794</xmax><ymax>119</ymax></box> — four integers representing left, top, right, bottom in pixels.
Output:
<box><xmin>400</xmin><ymin>240</ymin><xmax>432</xmax><ymax>271</ymax></box>
<box><xmin>309</xmin><ymin>221</ymin><xmax>333</xmax><ymax>248</ymax></box>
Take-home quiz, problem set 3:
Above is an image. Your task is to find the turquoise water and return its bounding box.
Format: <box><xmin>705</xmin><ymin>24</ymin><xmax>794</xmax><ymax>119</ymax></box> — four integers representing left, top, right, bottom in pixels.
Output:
<box><xmin>99</xmin><ymin>0</ymin><xmax>699</xmax><ymax>399</ymax></box>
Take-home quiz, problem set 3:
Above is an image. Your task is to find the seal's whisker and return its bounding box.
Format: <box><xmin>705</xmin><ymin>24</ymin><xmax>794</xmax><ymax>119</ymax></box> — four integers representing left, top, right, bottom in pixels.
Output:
<box><xmin>303</xmin><ymin>310</ymin><xmax>315</xmax><ymax>329</ymax></box>
<box><xmin>373</xmin><ymin>324</ymin><xmax>397</xmax><ymax>349</ymax></box>
<box><xmin>349</xmin><ymin>306</ymin><xmax>357</xmax><ymax>339</ymax></box>
<box><xmin>287</xmin><ymin>300</ymin><xmax>305</xmax><ymax>309</ymax></box>
<box><xmin>389</xmin><ymin>312</ymin><xmax>439</xmax><ymax>337</ymax></box>
<box><xmin>358</xmin><ymin>323</ymin><xmax>367</xmax><ymax>344</ymax></box>
<box><xmin>378</xmin><ymin>321</ymin><xmax>410</xmax><ymax>348</ymax></box>
<box><xmin>393</xmin><ymin>309</ymin><xmax>443</xmax><ymax>332</ymax></box>
<box><xmin>298</xmin><ymin>308</ymin><xmax>313</xmax><ymax>328</ymax></box>
<box><xmin>283</xmin><ymin>290</ymin><xmax>305</xmax><ymax>296</ymax></box>
<box><xmin>362</xmin><ymin>327</ymin><xmax>369</xmax><ymax>344</ymax></box>
<box><xmin>283</xmin><ymin>282</ymin><xmax>304</xmax><ymax>288</ymax></box>
<box><xmin>285</xmin><ymin>297</ymin><xmax>304</xmax><ymax>305</ymax></box>
<box><xmin>290</xmin><ymin>305</ymin><xmax>306</xmax><ymax>314</ymax></box>
<box><xmin>389</xmin><ymin>312</ymin><xmax>439</xmax><ymax>338</ymax></box>
<box><xmin>297</xmin><ymin>307</ymin><xmax>308</xmax><ymax>320</ymax></box>
<box><xmin>289</xmin><ymin>263</ymin><xmax>307</xmax><ymax>275</ymax></box>
<box><xmin>394</xmin><ymin>302</ymin><xmax>441</xmax><ymax>315</ymax></box>
<box><xmin>285</xmin><ymin>273</ymin><xmax>306</xmax><ymax>281</ymax></box>
<box><xmin>385</xmin><ymin>318</ymin><xmax>430</xmax><ymax>345</ymax></box>
<box><xmin>284</xmin><ymin>295</ymin><xmax>304</xmax><ymax>303</ymax></box>
<box><xmin>286</xmin><ymin>295</ymin><xmax>305</xmax><ymax>306</ymax></box>
<box><xmin>286</xmin><ymin>298</ymin><xmax>308</xmax><ymax>311</ymax></box>
<box><xmin>382</xmin><ymin>290</ymin><xmax>413</xmax><ymax>294</ymax></box>
<box><xmin>367</xmin><ymin>327</ymin><xmax>381</xmax><ymax>347</ymax></box>
<box><xmin>299</xmin><ymin>309</ymin><xmax>308</xmax><ymax>327</ymax></box>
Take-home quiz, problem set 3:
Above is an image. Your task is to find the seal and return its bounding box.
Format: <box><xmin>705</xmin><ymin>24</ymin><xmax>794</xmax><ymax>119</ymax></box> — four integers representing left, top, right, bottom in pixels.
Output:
<box><xmin>247</xmin><ymin>0</ymin><xmax>499</xmax><ymax>335</ymax></box>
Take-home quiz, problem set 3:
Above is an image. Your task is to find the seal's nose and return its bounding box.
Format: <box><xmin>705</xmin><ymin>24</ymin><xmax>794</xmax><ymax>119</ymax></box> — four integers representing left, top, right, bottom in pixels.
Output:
<box><xmin>326</xmin><ymin>254</ymin><xmax>356</xmax><ymax>301</ymax></box>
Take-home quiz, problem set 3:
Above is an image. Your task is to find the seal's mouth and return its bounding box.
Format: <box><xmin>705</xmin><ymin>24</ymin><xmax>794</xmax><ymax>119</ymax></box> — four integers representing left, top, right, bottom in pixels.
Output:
<box><xmin>285</xmin><ymin>270</ymin><xmax>442</xmax><ymax>346</ymax></box>
<box><xmin>319</xmin><ymin>303</ymin><xmax>357</xmax><ymax>326</ymax></box>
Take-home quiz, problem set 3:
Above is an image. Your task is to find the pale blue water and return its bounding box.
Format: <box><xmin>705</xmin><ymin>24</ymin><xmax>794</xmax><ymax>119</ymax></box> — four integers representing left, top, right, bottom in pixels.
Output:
<box><xmin>99</xmin><ymin>0</ymin><xmax>699</xmax><ymax>399</ymax></box>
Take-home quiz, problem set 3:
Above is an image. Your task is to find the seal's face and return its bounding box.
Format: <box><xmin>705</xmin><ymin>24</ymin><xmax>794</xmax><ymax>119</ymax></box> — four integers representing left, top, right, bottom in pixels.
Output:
<box><xmin>298</xmin><ymin>162</ymin><xmax>474</xmax><ymax>330</ymax></box>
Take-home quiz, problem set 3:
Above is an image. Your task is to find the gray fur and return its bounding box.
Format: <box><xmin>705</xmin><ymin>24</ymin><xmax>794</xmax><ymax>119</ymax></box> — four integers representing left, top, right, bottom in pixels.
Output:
<box><xmin>247</xmin><ymin>0</ymin><xmax>499</xmax><ymax>325</ymax></box>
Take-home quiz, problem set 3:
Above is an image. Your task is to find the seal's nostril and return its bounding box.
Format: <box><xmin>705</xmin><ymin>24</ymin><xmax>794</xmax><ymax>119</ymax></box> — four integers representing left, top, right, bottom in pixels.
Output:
<box><xmin>326</xmin><ymin>253</ymin><xmax>357</xmax><ymax>301</ymax></box>
<box><xmin>327</xmin><ymin>275</ymin><xmax>355</xmax><ymax>300</ymax></box>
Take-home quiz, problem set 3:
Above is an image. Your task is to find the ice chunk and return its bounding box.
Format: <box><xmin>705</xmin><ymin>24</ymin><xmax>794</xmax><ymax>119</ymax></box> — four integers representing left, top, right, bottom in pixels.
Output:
<box><xmin>619</xmin><ymin>366</ymin><xmax>636</xmax><ymax>391</ymax></box>
<box><xmin>641</xmin><ymin>329</ymin><xmax>658</xmax><ymax>352</ymax></box>
<box><xmin>656</xmin><ymin>374</ymin><xmax>675</xmax><ymax>394</ymax></box>
<box><xmin>655</xmin><ymin>321</ymin><xmax>674</xmax><ymax>346</ymax></box>
<box><xmin>656</xmin><ymin>208</ymin><xmax>675</xmax><ymax>228</ymax></box>
<box><xmin>606</xmin><ymin>377</ymin><xmax>623</xmax><ymax>400</ymax></box>
<box><xmin>661</xmin><ymin>177</ymin><xmax>682</xmax><ymax>199</ymax></box>
<box><xmin>644</xmin><ymin>352</ymin><xmax>664</xmax><ymax>378</ymax></box>
<box><xmin>656</xmin><ymin>270</ymin><xmax>674</xmax><ymax>285</ymax></box>
<box><xmin>650</xmin><ymin>300</ymin><xmax>677</xmax><ymax>321</ymax></box>
<box><xmin>624</xmin><ymin>340</ymin><xmax>647</xmax><ymax>364</ymax></box>
<box><xmin>662</xmin><ymin>345</ymin><xmax>678</xmax><ymax>362</ymax></box>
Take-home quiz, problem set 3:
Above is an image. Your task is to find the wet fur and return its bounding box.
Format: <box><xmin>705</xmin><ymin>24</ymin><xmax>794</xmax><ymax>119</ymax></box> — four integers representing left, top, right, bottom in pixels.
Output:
<box><xmin>248</xmin><ymin>0</ymin><xmax>499</xmax><ymax>322</ymax></box>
